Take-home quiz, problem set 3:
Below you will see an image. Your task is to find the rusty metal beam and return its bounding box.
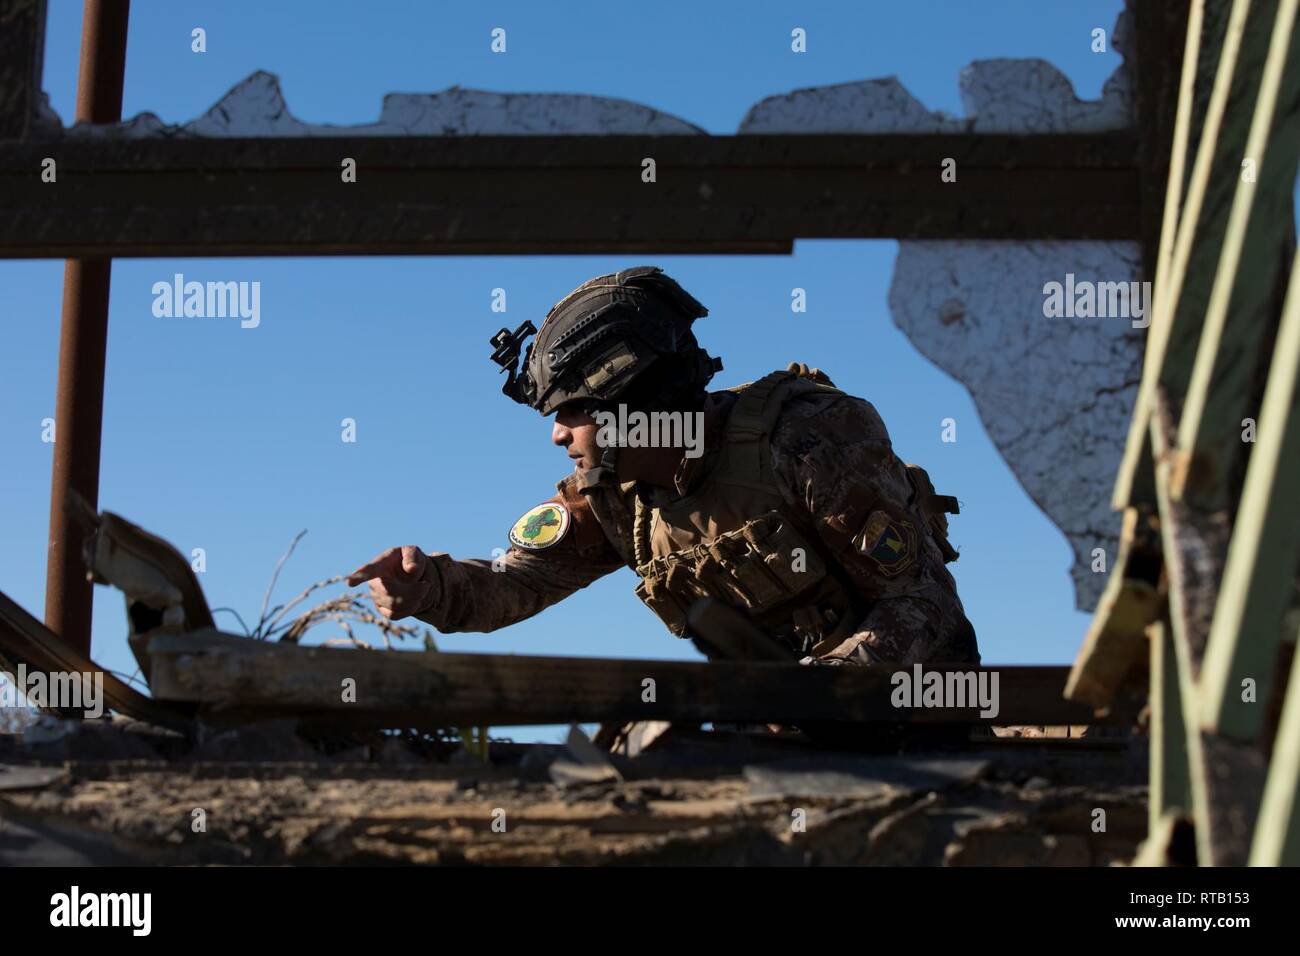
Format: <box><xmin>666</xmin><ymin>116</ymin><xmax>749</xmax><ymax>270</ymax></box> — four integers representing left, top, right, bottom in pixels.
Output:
<box><xmin>44</xmin><ymin>0</ymin><xmax>129</xmax><ymax>656</ymax></box>
<box><xmin>0</xmin><ymin>132</ymin><xmax>1140</xmax><ymax>257</ymax></box>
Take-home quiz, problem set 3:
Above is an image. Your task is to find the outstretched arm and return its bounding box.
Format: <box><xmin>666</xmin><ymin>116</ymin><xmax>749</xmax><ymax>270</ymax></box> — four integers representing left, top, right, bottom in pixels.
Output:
<box><xmin>411</xmin><ymin>541</ymin><xmax>623</xmax><ymax>633</ymax></box>
<box><xmin>347</xmin><ymin>476</ymin><xmax>624</xmax><ymax>634</ymax></box>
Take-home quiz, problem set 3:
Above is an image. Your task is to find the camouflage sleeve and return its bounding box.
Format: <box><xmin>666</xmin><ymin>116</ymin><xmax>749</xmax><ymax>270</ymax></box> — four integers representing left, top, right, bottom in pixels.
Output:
<box><xmin>414</xmin><ymin>475</ymin><xmax>625</xmax><ymax>634</ymax></box>
<box><xmin>771</xmin><ymin>393</ymin><xmax>975</xmax><ymax>665</ymax></box>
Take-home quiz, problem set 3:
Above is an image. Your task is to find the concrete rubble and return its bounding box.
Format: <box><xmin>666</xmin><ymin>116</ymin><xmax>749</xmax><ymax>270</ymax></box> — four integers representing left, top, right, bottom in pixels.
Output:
<box><xmin>0</xmin><ymin>717</ymin><xmax>1148</xmax><ymax>866</ymax></box>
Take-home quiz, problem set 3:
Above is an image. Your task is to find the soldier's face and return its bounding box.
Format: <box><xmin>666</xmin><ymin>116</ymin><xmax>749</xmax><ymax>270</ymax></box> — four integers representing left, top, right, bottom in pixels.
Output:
<box><xmin>553</xmin><ymin>403</ymin><xmax>601</xmax><ymax>470</ymax></box>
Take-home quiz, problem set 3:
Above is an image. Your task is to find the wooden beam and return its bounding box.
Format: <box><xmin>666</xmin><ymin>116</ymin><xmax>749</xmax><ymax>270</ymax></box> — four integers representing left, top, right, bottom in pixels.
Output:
<box><xmin>1149</xmin><ymin>390</ymin><xmax>1231</xmax><ymax>688</ymax></box>
<box><xmin>1250</xmin><ymin>627</ymin><xmax>1300</xmax><ymax>864</ymax></box>
<box><xmin>1113</xmin><ymin>0</ymin><xmax>1257</xmax><ymax>508</ymax></box>
<box><xmin>0</xmin><ymin>0</ymin><xmax>46</xmax><ymax>140</ymax></box>
<box><xmin>1175</xmin><ymin>0</ymin><xmax>1300</xmax><ymax>507</ymax></box>
<box><xmin>1149</xmin><ymin>390</ymin><xmax>1229</xmax><ymax>864</ymax></box>
<box><xmin>1066</xmin><ymin>507</ymin><xmax>1162</xmax><ymax>707</ymax></box>
<box><xmin>1199</xmin><ymin>249</ymin><xmax>1300</xmax><ymax>738</ymax></box>
<box><xmin>144</xmin><ymin>630</ymin><xmax>1131</xmax><ymax>729</ymax></box>
<box><xmin>0</xmin><ymin>589</ymin><xmax>193</xmax><ymax>732</ymax></box>
<box><xmin>1150</xmin><ymin>621</ymin><xmax>1193</xmax><ymax>837</ymax></box>
<box><xmin>0</xmin><ymin>133</ymin><xmax>1140</xmax><ymax>257</ymax></box>
<box><xmin>1151</xmin><ymin>393</ymin><xmax>1271</xmax><ymax>866</ymax></box>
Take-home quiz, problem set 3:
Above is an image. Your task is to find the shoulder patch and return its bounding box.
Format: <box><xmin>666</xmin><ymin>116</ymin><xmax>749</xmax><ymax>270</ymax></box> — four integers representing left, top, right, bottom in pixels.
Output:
<box><xmin>509</xmin><ymin>501</ymin><xmax>571</xmax><ymax>551</ymax></box>
<box><xmin>853</xmin><ymin>510</ymin><xmax>916</xmax><ymax>577</ymax></box>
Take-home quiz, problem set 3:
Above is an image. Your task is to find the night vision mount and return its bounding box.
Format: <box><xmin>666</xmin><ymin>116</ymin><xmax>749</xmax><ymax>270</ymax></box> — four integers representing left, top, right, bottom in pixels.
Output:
<box><xmin>490</xmin><ymin>320</ymin><xmax>537</xmax><ymax>406</ymax></box>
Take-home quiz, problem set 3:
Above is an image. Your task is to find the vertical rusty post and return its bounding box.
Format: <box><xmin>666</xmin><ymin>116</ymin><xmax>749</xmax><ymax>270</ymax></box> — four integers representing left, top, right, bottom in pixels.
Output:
<box><xmin>44</xmin><ymin>0</ymin><xmax>130</xmax><ymax>655</ymax></box>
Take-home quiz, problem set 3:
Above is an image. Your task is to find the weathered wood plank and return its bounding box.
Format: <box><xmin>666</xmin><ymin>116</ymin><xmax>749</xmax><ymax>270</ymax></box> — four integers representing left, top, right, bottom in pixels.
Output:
<box><xmin>1251</xmin><ymin>624</ymin><xmax>1300</xmax><ymax>864</ymax></box>
<box><xmin>1175</xmin><ymin>0</ymin><xmax>1300</xmax><ymax>506</ymax></box>
<box><xmin>1113</xmin><ymin>0</ymin><xmax>1263</xmax><ymax>508</ymax></box>
<box><xmin>0</xmin><ymin>590</ymin><xmax>193</xmax><ymax>732</ymax></box>
<box><xmin>1150</xmin><ymin>621</ymin><xmax>1193</xmax><ymax>837</ymax></box>
<box><xmin>1149</xmin><ymin>391</ymin><xmax>1231</xmax><ymax>864</ymax></box>
<box><xmin>0</xmin><ymin>134</ymin><xmax>1140</xmax><ymax>257</ymax></box>
<box><xmin>144</xmin><ymin>630</ymin><xmax>1127</xmax><ymax>729</ymax></box>
<box><xmin>1066</xmin><ymin>507</ymin><xmax>1162</xmax><ymax>707</ymax></box>
<box><xmin>1193</xmin><ymin>728</ymin><xmax>1268</xmax><ymax>864</ymax></box>
<box><xmin>1200</xmin><ymin>250</ymin><xmax>1300</xmax><ymax>738</ymax></box>
<box><xmin>1151</xmin><ymin>392</ymin><xmax>1272</xmax><ymax>866</ymax></box>
<box><xmin>1150</xmin><ymin>389</ymin><xmax>1231</xmax><ymax>685</ymax></box>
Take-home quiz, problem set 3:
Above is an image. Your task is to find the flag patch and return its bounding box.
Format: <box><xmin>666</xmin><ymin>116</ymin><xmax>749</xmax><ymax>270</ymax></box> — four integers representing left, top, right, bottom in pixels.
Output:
<box><xmin>854</xmin><ymin>510</ymin><xmax>916</xmax><ymax>576</ymax></box>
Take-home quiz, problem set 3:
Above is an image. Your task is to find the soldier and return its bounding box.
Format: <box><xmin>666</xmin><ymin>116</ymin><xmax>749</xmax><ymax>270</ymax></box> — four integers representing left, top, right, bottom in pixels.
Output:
<box><xmin>346</xmin><ymin>266</ymin><xmax>978</xmax><ymax>668</ymax></box>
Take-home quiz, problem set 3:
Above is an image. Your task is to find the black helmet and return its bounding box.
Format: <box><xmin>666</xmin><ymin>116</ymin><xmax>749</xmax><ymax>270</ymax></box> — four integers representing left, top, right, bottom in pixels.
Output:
<box><xmin>490</xmin><ymin>266</ymin><xmax>721</xmax><ymax>415</ymax></box>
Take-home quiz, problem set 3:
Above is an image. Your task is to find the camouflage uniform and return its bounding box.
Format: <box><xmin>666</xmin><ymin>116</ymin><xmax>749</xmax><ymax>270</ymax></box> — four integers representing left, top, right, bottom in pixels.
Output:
<box><xmin>415</xmin><ymin>367</ymin><xmax>978</xmax><ymax>666</ymax></box>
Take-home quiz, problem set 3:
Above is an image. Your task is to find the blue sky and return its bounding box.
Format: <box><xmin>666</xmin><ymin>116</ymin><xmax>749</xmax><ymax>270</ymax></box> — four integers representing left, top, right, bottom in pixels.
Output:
<box><xmin>2</xmin><ymin>1</ymin><xmax>1125</xmax><ymax>741</ymax></box>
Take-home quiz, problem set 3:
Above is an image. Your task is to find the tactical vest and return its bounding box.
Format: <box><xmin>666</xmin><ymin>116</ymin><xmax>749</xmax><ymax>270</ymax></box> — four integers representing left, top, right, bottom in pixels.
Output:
<box><xmin>626</xmin><ymin>369</ymin><xmax>959</xmax><ymax>657</ymax></box>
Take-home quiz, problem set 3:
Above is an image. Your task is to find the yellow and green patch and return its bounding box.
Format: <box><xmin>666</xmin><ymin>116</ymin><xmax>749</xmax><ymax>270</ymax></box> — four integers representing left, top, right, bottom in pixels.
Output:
<box><xmin>508</xmin><ymin>501</ymin><xmax>570</xmax><ymax>551</ymax></box>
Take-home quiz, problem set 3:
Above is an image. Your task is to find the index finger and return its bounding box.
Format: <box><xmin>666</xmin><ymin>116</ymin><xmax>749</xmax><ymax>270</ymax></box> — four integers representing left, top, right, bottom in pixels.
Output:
<box><xmin>345</xmin><ymin>548</ymin><xmax>401</xmax><ymax>586</ymax></box>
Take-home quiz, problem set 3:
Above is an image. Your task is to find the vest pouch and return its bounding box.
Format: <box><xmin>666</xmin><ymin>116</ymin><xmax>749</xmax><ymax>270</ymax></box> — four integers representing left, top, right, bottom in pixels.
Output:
<box><xmin>697</xmin><ymin>538</ymin><xmax>785</xmax><ymax>610</ymax></box>
<box><xmin>635</xmin><ymin>511</ymin><xmax>832</xmax><ymax>635</ymax></box>
<box><xmin>742</xmin><ymin>513</ymin><xmax>829</xmax><ymax>600</ymax></box>
<box><xmin>693</xmin><ymin>549</ymin><xmax>755</xmax><ymax>608</ymax></box>
<box><xmin>711</xmin><ymin>512</ymin><xmax>827</xmax><ymax>611</ymax></box>
<box><xmin>634</xmin><ymin>561</ymin><xmax>691</xmax><ymax>636</ymax></box>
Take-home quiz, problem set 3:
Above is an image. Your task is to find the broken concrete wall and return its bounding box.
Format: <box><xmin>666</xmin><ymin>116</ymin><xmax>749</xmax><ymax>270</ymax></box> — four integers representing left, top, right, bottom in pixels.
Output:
<box><xmin>909</xmin><ymin>17</ymin><xmax>1138</xmax><ymax>611</ymax></box>
<box><xmin>888</xmin><ymin>242</ymin><xmax>1143</xmax><ymax>608</ymax></box>
<box><xmin>45</xmin><ymin>71</ymin><xmax>707</xmax><ymax>138</ymax></box>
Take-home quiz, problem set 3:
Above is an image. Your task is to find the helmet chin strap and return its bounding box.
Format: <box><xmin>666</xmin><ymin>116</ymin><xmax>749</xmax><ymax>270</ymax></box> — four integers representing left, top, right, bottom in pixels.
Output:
<box><xmin>584</xmin><ymin>399</ymin><xmax>621</xmax><ymax>476</ymax></box>
<box><xmin>598</xmin><ymin>443</ymin><xmax>620</xmax><ymax>474</ymax></box>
